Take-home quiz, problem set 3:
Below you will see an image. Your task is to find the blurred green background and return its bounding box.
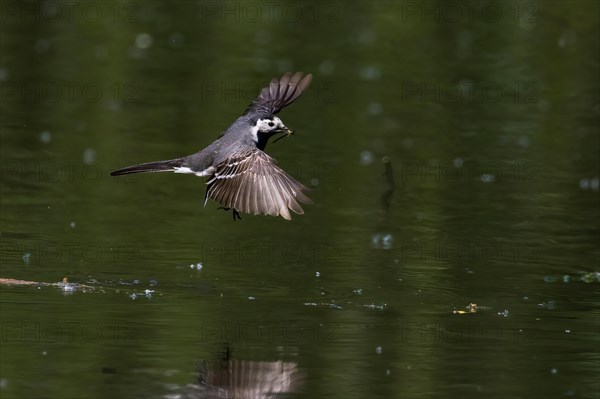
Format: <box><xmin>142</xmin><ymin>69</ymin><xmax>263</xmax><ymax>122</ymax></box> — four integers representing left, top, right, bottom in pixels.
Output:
<box><xmin>1</xmin><ymin>1</ymin><xmax>599</xmax><ymax>398</ymax></box>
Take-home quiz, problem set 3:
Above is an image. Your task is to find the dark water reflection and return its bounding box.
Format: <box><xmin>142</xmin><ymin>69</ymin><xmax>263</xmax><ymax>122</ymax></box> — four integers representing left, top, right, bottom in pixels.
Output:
<box><xmin>1</xmin><ymin>1</ymin><xmax>599</xmax><ymax>398</ymax></box>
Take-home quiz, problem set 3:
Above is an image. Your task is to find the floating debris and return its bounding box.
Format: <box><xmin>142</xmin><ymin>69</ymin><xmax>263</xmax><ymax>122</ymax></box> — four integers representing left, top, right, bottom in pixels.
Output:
<box><xmin>581</xmin><ymin>272</ymin><xmax>600</xmax><ymax>283</ymax></box>
<box><xmin>58</xmin><ymin>277</ymin><xmax>76</xmax><ymax>293</ymax></box>
<box><xmin>538</xmin><ymin>300</ymin><xmax>557</xmax><ymax>310</ymax></box>
<box><xmin>453</xmin><ymin>303</ymin><xmax>481</xmax><ymax>314</ymax></box>
<box><xmin>363</xmin><ymin>303</ymin><xmax>386</xmax><ymax>310</ymax></box>
<box><xmin>0</xmin><ymin>277</ymin><xmax>93</xmax><ymax>293</ymax></box>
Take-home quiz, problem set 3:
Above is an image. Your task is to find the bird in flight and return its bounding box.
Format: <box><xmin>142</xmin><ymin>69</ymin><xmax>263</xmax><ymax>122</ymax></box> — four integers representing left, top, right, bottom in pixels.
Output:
<box><xmin>111</xmin><ymin>72</ymin><xmax>313</xmax><ymax>220</ymax></box>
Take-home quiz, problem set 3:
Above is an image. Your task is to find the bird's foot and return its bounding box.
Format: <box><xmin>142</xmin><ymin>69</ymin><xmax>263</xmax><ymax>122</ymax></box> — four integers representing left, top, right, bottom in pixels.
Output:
<box><xmin>218</xmin><ymin>207</ymin><xmax>242</xmax><ymax>221</ymax></box>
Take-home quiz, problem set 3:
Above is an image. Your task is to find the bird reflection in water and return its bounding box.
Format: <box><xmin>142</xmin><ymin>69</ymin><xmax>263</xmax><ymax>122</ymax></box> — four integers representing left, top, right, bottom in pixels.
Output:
<box><xmin>177</xmin><ymin>346</ymin><xmax>304</xmax><ymax>399</ymax></box>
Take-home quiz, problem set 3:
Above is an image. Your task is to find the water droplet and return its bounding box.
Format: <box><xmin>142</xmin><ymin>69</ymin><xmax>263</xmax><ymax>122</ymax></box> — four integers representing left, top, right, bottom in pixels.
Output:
<box><xmin>255</xmin><ymin>30</ymin><xmax>271</xmax><ymax>45</ymax></box>
<box><xmin>358</xmin><ymin>30</ymin><xmax>376</xmax><ymax>45</ymax></box>
<box><xmin>517</xmin><ymin>136</ymin><xmax>530</xmax><ymax>148</ymax></box>
<box><xmin>319</xmin><ymin>60</ymin><xmax>335</xmax><ymax>75</ymax></box>
<box><xmin>579</xmin><ymin>178</ymin><xmax>590</xmax><ymax>190</ymax></box>
<box><xmin>360</xmin><ymin>150</ymin><xmax>374</xmax><ymax>165</ymax></box>
<box><xmin>83</xmin><ymin>148</ymin><xmax>96</xmax><ymax>164</ymax></box>
<box><xmin>40</xmin><ymin>131</ymin><xmax>51</xmax><ymax>143</ymax></box>
<box><xmin>367</xmin><ymin>102</ymin><xmax>383</xmax><ymax>115</ymax></box>
<box><xmin>360</xmin><ymin>66</ymin><xmax>381</xmax><ymax>80</ymax></box>
<box><xmin>382</xmin><ymin>234</ymin><xmax>393</xmax><ymax>249</ymax></box>
<box><xmin>135</xmin><ymin>33</ymin><xmax>153</xmax><ymax>49</ymax></box>
<box><xmin>35</xmin><ymin>39</ymin><xmax>50</xmax><ymax>54</ymax></box>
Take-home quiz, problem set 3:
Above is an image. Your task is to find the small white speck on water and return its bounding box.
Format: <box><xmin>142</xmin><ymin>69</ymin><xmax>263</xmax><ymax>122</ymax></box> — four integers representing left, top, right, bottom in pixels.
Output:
<box><xmin>315</xmin><ymin>272</ymin><xmax>320</xmax><ymax>277</ymax></box>
<box><xmin>453</xmin><ymin>157</ymin><xmax>464</xmax><ymax>168</ymax></box>
<box><xmin>42</xmin><ymin>351</ymin><xmax>47</xmax><ymax>356</ymax></box>
<box><xmin>22</xmin><ymin>253</ymin><xmax>31</xmax><ymax>264</ymax></box>
<box><xmin>375</xmin><ymin>346</ymin><xmax>383</xmax><ymax>354</ymax></box>
<box><xmin>248</xmin><ymin>296</ymin><xmax>255</xmax><ymax>301</ymax></box>
<box><xmin>372</xmin><ymin>233</ymin><xmax>393</xmax><ymax>249</ymax></box>
<box><xmin>169</xmin><ymin>33</ymin><xmax>185</xmax><ymax>48</ymax></box>
<box><xmin>70</xmin><ymin>222</ymin><xmax>76</xmax><ymax>228</ymax></box>
<box><xmin>190</xmin><ymin>263</ymin><xmax>203</xmax><ymax>270</ymax></box>
<box><xmin>550</xmin><ymin>368</ymin><xmax>558</xmax><ymax>375</ymax></box>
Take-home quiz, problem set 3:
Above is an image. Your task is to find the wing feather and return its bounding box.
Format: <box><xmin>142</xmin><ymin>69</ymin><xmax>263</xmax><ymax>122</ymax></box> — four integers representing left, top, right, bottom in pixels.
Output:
<box><xmin>205</xmin><ymin>150</ymin><xmax>311</xmax><ymax>219</ymax></box>
<box><xmin>244</xmin><ymin>72</ymin><xmax>313</xmax><ymax>116</ymax></box>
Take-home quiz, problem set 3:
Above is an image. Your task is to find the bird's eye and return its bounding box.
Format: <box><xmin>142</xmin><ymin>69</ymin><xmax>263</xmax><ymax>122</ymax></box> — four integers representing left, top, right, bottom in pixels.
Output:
<box><xmin>268</xmin><ymin>121</ymin><xmax>275</xmax><ymax>127</ymax></box>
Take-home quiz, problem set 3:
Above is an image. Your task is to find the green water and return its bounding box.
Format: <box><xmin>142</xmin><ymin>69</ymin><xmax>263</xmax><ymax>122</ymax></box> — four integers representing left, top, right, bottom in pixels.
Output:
<box><xmin>1</xmin><ymin>1</ymin><xmax>599</xmax><ymax>398</ymax></box>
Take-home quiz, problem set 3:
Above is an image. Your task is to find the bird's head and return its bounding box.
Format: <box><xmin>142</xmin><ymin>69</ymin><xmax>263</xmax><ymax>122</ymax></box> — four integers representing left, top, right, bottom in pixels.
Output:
<box><xmin>251</xmin><ymin>116</ymin><xmax>293</xmax><ymax>149</ymax></box>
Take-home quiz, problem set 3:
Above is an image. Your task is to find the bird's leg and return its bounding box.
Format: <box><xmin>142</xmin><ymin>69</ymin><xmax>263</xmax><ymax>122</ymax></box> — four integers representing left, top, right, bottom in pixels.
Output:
<box><xmin>218</xmin><ymin>207</ymin><xmax>242</xmax><ymax>221</ymax></box>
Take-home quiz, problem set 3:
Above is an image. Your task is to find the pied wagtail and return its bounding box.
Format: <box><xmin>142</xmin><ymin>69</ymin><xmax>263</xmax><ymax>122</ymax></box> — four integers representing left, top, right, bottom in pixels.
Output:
<box><xmin>111</xmin><ymin>72</ymin><xmax>313</xmax><ymax>220</ymax></box>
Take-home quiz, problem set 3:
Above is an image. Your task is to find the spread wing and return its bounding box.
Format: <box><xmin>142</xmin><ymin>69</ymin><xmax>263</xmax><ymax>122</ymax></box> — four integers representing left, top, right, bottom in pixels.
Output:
<box><xmin>243</xmin><ymin>72</ymin><xmax>312</xmax><ymax>116</ymax></box>
<box><xmin>205</xmin><ymin>149</ymin><xmax>312</xmax><ymax>220</ymax></box>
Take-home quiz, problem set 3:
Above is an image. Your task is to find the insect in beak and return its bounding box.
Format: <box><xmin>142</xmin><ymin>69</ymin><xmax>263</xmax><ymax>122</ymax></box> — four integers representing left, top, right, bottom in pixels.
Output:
<box><xmin>272</xmin><ymin>126</ymin><xmax>294</xmax><ymax>143</ymax></box>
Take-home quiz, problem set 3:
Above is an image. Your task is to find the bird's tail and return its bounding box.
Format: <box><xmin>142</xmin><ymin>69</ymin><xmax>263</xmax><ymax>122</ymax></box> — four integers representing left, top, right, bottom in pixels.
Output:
<box><xmin>110</xmin><ymin>158</ymin><xmax>185</xmax><ymax>176</ymax></box>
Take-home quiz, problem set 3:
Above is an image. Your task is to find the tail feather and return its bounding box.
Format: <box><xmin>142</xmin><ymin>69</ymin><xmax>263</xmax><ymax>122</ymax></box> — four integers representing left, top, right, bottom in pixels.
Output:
<box><xmin>111</xmin><ymin>158</ymin><xmax>185</xmax><ymax>176</ymax></box>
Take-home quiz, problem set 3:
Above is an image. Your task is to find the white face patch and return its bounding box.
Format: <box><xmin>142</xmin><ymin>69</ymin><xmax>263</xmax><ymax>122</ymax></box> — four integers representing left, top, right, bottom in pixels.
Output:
<box><xmin>252</xmin><ymin>117</ymin><xmax>286</xmax><ymax>144</ymax></box>
<box><xmin>257</xmin><ymin>117</ymin><xmax>285</xmax><ymax>132</ymax></box>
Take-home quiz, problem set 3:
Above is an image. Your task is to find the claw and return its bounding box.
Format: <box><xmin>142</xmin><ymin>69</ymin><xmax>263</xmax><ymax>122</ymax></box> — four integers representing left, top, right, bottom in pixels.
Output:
<box><xmin>218</xmin><ymin>207</ymin><xmax>242</xmax><ymax>221</ymax></box>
